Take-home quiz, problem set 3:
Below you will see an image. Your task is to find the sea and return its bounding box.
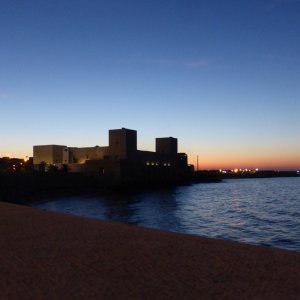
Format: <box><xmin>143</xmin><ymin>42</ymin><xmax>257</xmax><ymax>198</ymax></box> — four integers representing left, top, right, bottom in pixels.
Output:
<box><xmin>30</xmin><ymin>177</ymin><xmax>300</xmax><ymax>251</ymax></box>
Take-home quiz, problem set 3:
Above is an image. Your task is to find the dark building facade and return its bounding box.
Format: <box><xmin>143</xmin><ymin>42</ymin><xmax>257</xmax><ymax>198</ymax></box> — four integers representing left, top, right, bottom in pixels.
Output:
<box><xmin>34</xmin><ymin>128</ymin><xmax>193</xmax><ymax>184</ymax></box>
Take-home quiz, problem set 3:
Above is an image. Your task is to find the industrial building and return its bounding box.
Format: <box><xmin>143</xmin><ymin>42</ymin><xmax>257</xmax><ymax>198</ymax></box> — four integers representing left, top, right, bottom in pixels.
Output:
<box><xmin>33</xmin><ymin>128</ymin><xmax>193</xmax><ymax>184</ymax></box>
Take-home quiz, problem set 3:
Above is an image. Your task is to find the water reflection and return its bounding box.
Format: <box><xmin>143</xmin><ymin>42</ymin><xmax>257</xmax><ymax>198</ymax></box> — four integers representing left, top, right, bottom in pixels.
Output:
<box><xmin>101</xmin><ymin>193</ymin><xmax>139</xmax><ymax>225</ymax></box>
<box><xmin>133</xmin><ymin>189</ymin><xmax>184</xmax><ymax>232</ymax></box>
<box><xmin>31</xmin><ymin>177</ymin><xmax>300</xmax><ymax>251</ymax></box>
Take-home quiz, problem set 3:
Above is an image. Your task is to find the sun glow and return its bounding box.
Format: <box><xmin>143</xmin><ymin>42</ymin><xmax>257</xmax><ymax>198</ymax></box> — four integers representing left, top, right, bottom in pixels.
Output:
<box><xmin>189</xmin><ymin>152</ymin><xmax>300</xmax><ymax>171</ymax></box>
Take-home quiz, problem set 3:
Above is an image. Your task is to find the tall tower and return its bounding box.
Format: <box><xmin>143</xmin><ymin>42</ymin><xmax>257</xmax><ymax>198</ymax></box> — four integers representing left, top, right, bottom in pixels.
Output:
<box><xmin>109</xmin><ymin>128</ymin><xmax>137</xmax><ymax>159</ymax></box>
<box><xmin>155</xmin><ymin>137</ymin><xmax>178</xmax><ymax>155</ymax></box>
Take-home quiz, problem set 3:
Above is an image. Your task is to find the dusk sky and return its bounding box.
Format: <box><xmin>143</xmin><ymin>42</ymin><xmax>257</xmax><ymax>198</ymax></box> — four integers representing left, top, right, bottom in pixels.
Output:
<box><xmin>1</xmin><ymin>0</ymin><xmax>299</xmax><ymax>170</ymax></box>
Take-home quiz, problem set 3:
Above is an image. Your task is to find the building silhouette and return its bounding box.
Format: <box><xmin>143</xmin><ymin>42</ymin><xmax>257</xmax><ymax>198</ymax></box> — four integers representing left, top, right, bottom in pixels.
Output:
<box><xmin>33</xmin><ymin>128</ymin><xmax>193</xmax><ymax>184</ymax></box>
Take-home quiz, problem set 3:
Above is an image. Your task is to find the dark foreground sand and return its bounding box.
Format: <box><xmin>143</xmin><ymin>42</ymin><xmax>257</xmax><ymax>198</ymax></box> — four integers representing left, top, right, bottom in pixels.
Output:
<box><xmin>1</xmin><ymin>202</ymin><xmax>300</xmax><ymax>299</ymax></box>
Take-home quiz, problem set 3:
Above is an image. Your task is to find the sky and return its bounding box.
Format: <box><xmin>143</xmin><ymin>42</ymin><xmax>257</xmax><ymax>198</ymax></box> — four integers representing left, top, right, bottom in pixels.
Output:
<box><xmin>1</xmin><ymin>0</ymin><xmax>300</xmax><ymax>170</ymax></box>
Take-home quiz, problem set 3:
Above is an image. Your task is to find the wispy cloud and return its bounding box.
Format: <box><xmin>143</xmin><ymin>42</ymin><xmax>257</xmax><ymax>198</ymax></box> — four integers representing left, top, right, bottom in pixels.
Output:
<box><xmin>263</xmin><ymin>53</ymin><xmax>298</xmax><ymax>62</ymax></box>
<box><xmin>123</xmin><ymin>55</ymin><xmax>209</xmax><ymax>70</ymax></box>
<box><xmin>182</xmin><ymin>60</ymin><xmax>208</xmax><ymax>69</ymax></box>
<box><xmin>152</xmin><ymin>58</ymin><xmax>208</xmax><ymax>69</ymax></box>
<box><xmin>274</xmin><ymin>0</ymin><xmax>300</xmax><ymax>3</ymax></box>
<box><xmin>0</xmin><ymin>90</ymin><xmax>11</xmax><ymax>99</ymax></box>
<box><xmin>267</xmin><ymin>0</ymin><xmax>300</xmax><ymax>9</ymax></box>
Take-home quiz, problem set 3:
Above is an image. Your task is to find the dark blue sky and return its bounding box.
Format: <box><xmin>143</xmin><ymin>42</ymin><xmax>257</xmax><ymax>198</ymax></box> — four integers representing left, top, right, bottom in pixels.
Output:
<box><xmin>1</xmin><ymin>0</ymin><xmax>299</xmax><ymax>169</ymax></box>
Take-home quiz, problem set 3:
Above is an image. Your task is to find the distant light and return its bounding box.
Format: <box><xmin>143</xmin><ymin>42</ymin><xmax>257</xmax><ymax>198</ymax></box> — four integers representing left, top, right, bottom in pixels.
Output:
<box><xmin>234</xmin><ymin>169</ymin><xmax>238</xmax><ymax>173</ymax></box>
<box><xmin>255</xmin><ymin>168</ymin><xmax>259</xmax><ymax>172</ymax></box>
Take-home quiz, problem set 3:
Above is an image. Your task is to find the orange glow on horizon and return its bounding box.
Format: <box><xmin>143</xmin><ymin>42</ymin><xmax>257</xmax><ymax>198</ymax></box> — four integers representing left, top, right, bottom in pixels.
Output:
<box><xmin>186</xmin><ymin>144</ymin><xmax>300</xmax><ymax>171</ymax></box>
<box><xmin>189</xmin><ymin>155</ymin><xmax>300</xmax><ymax>171</ymax></box>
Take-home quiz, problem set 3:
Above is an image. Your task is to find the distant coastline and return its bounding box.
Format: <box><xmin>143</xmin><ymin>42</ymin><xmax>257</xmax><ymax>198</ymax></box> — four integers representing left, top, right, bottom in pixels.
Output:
<box><xmin>193</xmin><ymin>170</ymin><xmax>300</xmax><ymax>181</ymax></box>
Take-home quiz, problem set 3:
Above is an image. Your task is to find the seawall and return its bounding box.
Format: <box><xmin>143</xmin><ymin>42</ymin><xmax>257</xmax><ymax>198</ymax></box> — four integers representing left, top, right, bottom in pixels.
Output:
<box><xmin>0</xmin><ymin>173</ymin><xmax>98</xmax><ymax>203</ymax></box>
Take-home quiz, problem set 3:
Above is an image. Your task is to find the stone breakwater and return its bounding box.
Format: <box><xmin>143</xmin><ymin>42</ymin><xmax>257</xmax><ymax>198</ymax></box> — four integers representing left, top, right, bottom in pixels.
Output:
<box><xmin>1</xmin><ymin>201</ymin><xmax>300</xmax><ymax>299</ymax></box>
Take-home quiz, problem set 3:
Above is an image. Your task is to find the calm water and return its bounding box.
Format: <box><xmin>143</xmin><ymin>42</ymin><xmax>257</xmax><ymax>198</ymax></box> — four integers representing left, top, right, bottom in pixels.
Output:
<box><xmin>30</xmin><ymin>177</ymin><xmax>300</xmax><ymax>251</ymax></box>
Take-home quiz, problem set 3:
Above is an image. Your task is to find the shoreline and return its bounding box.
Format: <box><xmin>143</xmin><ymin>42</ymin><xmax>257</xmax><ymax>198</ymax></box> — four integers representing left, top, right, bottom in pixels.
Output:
<box><xmin>26</xmin><ymin>187</ymin><xmax>300</xmax><ymax>253</ymax></box>
<box><xmin>1</xmin><ymin>201</ymin><xmax>300</xmax><ymax>299</ymax></box>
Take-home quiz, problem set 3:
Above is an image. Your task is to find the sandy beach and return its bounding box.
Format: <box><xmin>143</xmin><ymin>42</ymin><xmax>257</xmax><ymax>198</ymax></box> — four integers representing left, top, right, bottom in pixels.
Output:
<box><xmin>1</xmin><ymin>201</ymin><xmax>300</xmax><ymax>299</ymax></box>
